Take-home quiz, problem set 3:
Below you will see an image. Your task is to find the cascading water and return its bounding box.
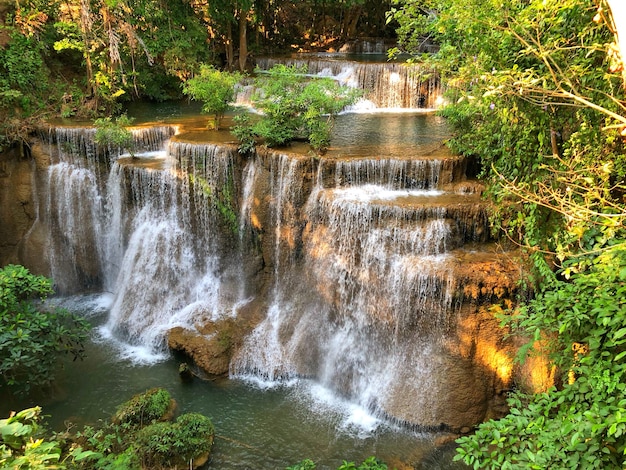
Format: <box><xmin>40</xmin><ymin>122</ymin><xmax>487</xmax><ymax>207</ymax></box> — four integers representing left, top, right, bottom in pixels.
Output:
<box><xmin>32</xmin><ymin>114</ymin><xmax>507</xmax><ymax>432</ymax></box>
<box><xmin>18</xmin><ymin>59</ymin><xmax>521</xmax><ymax>446</ymax></box>
<box><xmin>229</xmin><ymin>143</ymin><xmax>492</xmax><ymax>427</ymax></box>
<box><xmin>38</xmin><ymin>127</ymin><xmax>251</xmax><ymax>359</ymax></box>
<box><xmin>253</xmin><ymin>57</ymin><xmax>442</xmax><ymax>110</ymax></box>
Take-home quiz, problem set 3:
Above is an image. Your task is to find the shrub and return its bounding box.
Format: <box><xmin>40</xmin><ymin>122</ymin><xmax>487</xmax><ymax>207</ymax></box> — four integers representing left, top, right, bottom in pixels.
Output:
<box><xmin>93</xmin><ymin>114</ymin><xmax>134</xmax><ymax>155</ymax></box>
<box><xmin>133</xmin><ymin>413</ymin><xmax>214</xmax><ymax>469</ymax></box>
<box><xmin>0</xmin><ymin>264</ymin><xmax>90</xmax><ymax>395</ymax></box>
<box><xmin>287</xmin><ymin>457</ymin><xmax>388</xmax><ymax>470</ymax></box>
<box><xmin>182</xmin><ymin>65</ymin><xmax>242</xmax><ymax>129</ymax></box>
<box><xmin>234</xmin><ymin>64</ymin><xmax>359</xmax><ymax>153</ymax></box>
<box><xmin>0</xmin><ymin>407</ymin><xmax>99</xmax><ymax>469</ymax></box>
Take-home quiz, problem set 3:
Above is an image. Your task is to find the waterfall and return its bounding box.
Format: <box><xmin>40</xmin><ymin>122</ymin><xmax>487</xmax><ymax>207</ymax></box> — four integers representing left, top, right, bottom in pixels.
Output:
<box><xmin>328</xmin><ymin>158</ymin><xmax>442</xmax><ymax>189</ymax></box>
<box><xmin>38</xmin><ymin>127</ymin><xmax>251</xmax><ymax>359</ymax></box>
<box><xmin>231</xmin><ymin>154</ymin><xmax>467</xmax><ymax>421</ymax></box>
<box><xmin>253</xmin><ymin>57</ymin><xmax>442</xmax><ymax>110</ymax></box>
<box><xmin>29</xmin><ymin>79</ymin><xmax>514</xmax><ymax>430</ymax></box>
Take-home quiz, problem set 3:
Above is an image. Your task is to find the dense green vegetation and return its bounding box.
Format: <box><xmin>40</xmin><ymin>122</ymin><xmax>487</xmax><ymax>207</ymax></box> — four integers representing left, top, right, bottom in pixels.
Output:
<box><xmin>0</xmin><ymin>389</ymin><xmax>215</xmax><ymax>469</ymax></box>
<box><xmin>232</xmin><ymin>64</ymin><xmax>360</xmax><ymax>153</ymax></box>
<box><xmin>0</xmin><ymin>0</ymin><xmax>395</xmax><ymax>149</ymax></box>
<box><xmin>0</xmin><ymin>406</ymin><xmax>99</xmax><ymax>469</ymax></box>
<box><xmin>390</xmin><ymin>0</ymin><xmax>626</xmax><ymax>467</ymax></box>
<box><xmin>93</xmin><ymin>114</ymin><xmax>134</xmax><ymax>155</ymax></box>
<box><xmin>182</xmin><ymin>65</ymin><xmax>242</xmax><ymax>130</ymax></box>
<box><xmin>288</xmin><ymin>456</ymin><xmax>388</xmax><ymax>469</ymax></box>
<box><xmin>0</xmin><ymin>264</ymin><xmax>90</xmax><ymax>396</ymax></box>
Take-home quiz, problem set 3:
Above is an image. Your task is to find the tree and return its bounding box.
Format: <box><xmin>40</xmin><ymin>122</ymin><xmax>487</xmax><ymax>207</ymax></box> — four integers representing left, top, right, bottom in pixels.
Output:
<box><xmin>233</xmin><ymin>64</ymin><xmax>359</xmax><ymax>153</ymax></box>
<box><xmin>391</xmin><ymin>0</ymin><xmax>626</xmax><ymax>467</ymax></box>
<box><xmin>182</xmin><ymin>65</ymin><xmax>242</xmax><ymax>129</ymax></box>
<box><xmin>0</xmin><ymin>265</ymin><xmax>90</xmax><ymax>395</ymax></box>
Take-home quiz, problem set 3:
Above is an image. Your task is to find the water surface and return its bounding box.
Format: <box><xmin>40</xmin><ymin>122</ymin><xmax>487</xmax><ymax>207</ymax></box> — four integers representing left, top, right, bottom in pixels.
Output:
<box><xmin>2</xmin><ymin>294</ymin><xmax>465</xmax><ymax>469</ymax></box>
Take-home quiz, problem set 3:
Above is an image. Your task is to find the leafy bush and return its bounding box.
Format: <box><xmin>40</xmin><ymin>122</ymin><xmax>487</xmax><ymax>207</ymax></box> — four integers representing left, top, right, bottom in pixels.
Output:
<box><xmin>70</xmin><ymin>390</ymin><xmax>213</xmax><ymax>469</ymax></box>
<box><xmin>0</xmin><ymin>407</ymin><xmax>62</xmax><ymax>469</ymax></box>
<box><xmin>0</xmin><ymin>407</ymin><xmax>98</xmax><ymax>469</ymax></box>
<box><xmin>93</xmin><ymin>114</ymin><xmax>135</xmax><ymax>155</ymax></box>
<box><xmin>0</xmin><ymin>264</ymin><xmax>90</xmax><ymax>395</ymax></box>
<box><xmin>112</xmin><ymin>388</ymin><xmax>173</xmax><ymax>427</ymax></box>
<box><xmin>233</xmin><ymin>64</ymin><xmax>359</xmax><ymax>153</ymax></box>
<box><xmin>391</xmin><ymin>1</ymin><xmax>626</xmax><ymax>468</ymax></box>
<box><xmin>182</xmin><ymin>65</ymin><xmax>242</xmax><ymax>129</ymax></box>
<box><xmin>133</xmin><ymin>412</ymin><xmax>214</xmax><ymax>469</ymax></box>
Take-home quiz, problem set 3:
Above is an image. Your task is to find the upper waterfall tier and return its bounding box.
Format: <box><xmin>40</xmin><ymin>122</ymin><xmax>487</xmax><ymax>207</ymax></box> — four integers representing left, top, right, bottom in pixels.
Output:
<box><xmin>253</xmin><ymin>57</ymin><xmax>442</xmax><ymax>110</ymax></box>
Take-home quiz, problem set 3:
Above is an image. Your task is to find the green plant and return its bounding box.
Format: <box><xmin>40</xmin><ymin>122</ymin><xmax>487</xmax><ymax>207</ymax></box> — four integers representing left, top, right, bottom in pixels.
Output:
<box><xmin>133</xmin><ymin>412</ymin><xmax>214</xmax><ymax>469</ymax></box>
<box><xmin>93</xmin><ymin>114</ymin><xmax>135</xmax><ymax>155</ymax></box>
<box><xmin>287</xmin><ymin>459</ymin><xmax>316</xmax><ymax>470</ymax></box>
<box><xmin>189</xmin><ymin>173</ymin><xmax>239</xmax><ymax>234</ymax></box>
<box><xmin>391</xmin><ymin>0</ymin><xmax>626</xmax><ymax>468</ymax></box>
<box><xmin>0</xmin><ymin>407</ymin><xmax>62</xmax><ymax>469</ymax></box>
<box><xmin>232</xmin><ymin>113</ymin><xmax>257</xmax><ymax>155</ymax></box>
<box><xmin>112</xmin><ymin>388</ymin><xmax>173</xmax><ymax>427</ymax></box>
<box><xmin>233</xmin><ymin>64</ymin><xmax>360</xmax><ymax>152</ymax></box>
<box><xmin>182</xmin><ymin>64</ymin><xmax>242</xmax><ymax>129</ymax></box>
<box><xmin>0</xmin><ymin>407</ymin><xmax>99</xmax><ymax>469</ymax></box>
<box><xmin>0</xmin><ymin>264</ymin><xmax>90</xmax><ymax>395</ymax></box>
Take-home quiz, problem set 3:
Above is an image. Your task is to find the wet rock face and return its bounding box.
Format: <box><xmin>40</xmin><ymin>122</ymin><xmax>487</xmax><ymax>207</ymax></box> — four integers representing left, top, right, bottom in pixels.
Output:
<box><xmin>168</xmin><ymin>326</ymin><xmax>231</xmax><ymax>376</ymax></box>
<box><xmin>0</xmin><ymin>146</ymin><xmax>38</xmax><ymax>267</ymax></box>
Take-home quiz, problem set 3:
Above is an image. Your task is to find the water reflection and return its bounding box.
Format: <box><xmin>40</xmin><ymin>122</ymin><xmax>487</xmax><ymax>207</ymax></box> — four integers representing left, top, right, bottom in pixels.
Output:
<box><xmin>328</xmin><ymin>113</ymin><xmax>450</xmax><ymax>159</ymax></box>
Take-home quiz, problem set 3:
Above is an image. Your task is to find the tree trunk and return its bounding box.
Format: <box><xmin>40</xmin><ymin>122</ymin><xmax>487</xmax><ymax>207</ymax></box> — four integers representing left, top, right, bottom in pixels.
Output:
<box><xmin>238</xmin><ymin>12</ymin><xmax>248</xmax><ymax>72</ymax></box>
<box><xmin>343</xmin><ymin>5</ymin><xmax>362</xmax><ymax>39</ymax></box>
<box><xmin>79</xmin><ymin>0</ymin><xmax>95</xmax><ymax>98</ymax></box>
<box><xmin>225</xmin><ymin>21</ymin><xmax>234</xmax><ymax>71</ymax></box>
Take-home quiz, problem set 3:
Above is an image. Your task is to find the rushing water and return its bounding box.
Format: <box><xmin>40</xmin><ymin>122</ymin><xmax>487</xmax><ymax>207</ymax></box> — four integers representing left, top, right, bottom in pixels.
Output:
<box><xmin>0</xmin><ymin>294</ymin><xmax>465</xmax><ymax>470</ymax></box>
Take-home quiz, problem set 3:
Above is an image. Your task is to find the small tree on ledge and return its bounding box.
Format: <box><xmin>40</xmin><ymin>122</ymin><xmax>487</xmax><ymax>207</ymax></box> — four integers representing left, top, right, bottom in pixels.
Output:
<box><xmin>233</xmin><ymin>64</ymin><xmax>360</xmax><ymax>154</ymax></box>
<box><xmin>182</xmin><ymin>65</ymin><xmax>242</xmax><ymax>130</ymax></box>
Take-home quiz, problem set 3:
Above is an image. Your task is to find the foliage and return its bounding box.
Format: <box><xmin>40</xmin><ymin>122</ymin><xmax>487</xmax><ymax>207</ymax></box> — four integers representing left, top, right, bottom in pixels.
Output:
<box><xmin>93</xmin><ymin>115</ymin><xmax>135</xmax><ymax>155</ymax></box>
<box><xmin>232</xmin><ymin>113</ymin><xmax>257</xmax><ymax>155</ymax></box>
<box><xmin>233</xmin><ymin>64</ymin><xmax>360</xmax><ymax>152</ymax></box>
<box><xmin>456</xmin><ymin>247</ymin><xmax>626</xmax><ymax>469</ymax></box>
<box><xmin>0</xmin><ymin>407</ymin><xmax>62</xmax><ymax>469</ymax></box>
<box><xmin>1</xmin><ymin>389</ymin><xmax>213</xmax><ymax>469</ymax></box>
<box><xmin>182</xmin><ymin>65</ymin><xmax>242</xmax><ymax>129</ymax></box>
<box><xmin>189</xmin><ymin>173</ymin><xmax>239</xmax><ymax>234</ymax></box>
<box><xmin>287</xmin><ymin>456</ymin><xmax>388</xmax><ymax>470</ymax></box>
<box><xmin>390</xmin><ymin>0</ymin><xmax>626</xmax><ymax>468</ymax></box>
<box><xmin>0</xmin><ymin>26</ymin><xmax>54</xmax><ymax>147</ymax></box>
<box><xmin>112</xmin><ymin>388</ymin><xmax>173</xmax><ymax>427</ymax></box>
<box><xmin>0</xmin><ymin>265</ymin><xmax>90</xmax><ymax>395</ymax></box>
<box><xmin>0</xmin><ymin>407</ymin><xmax>99</xmax><ymax>470</ymax></box>
<box><xmin>133</xmin><ymin>413</ymin><xmax>214</xmax><ymax>469</ymax></box>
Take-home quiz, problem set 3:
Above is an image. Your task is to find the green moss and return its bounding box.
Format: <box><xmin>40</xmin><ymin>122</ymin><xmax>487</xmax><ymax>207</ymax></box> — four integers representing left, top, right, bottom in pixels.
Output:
<box><xmin>189</xmin><ymin>172</ymin><xmax>239</xmax><ymax>235</ymax></box>
<box><xmin>112</xmin><ymin>388</ymin><xmax>172</xmax><ymax>426</ymax></box>
<box><xmin>133</xmin><ymin>413</ymin><xmax>214</xmax><ymax>468</ymax></box>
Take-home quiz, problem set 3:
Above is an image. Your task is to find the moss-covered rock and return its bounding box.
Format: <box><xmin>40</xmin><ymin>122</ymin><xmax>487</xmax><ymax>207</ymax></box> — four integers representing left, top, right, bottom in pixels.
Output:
<box><xmin>112</xmin><ymin>388</ymin><xmax>176</xmax><ymax>427</ymax></box>
<box><xmin>133</xmin><ymin>412</ymin><xmax>215</xmax><ymax>469</ymax></box>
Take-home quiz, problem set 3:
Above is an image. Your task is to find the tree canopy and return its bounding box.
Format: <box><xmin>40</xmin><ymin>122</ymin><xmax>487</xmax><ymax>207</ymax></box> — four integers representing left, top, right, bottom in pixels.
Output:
<box><xmin>391</xmin><ymin>0</ymin><xmax>626</xmax><ymax>467</ymax></box>
<box><xmin>0</xmin><ymin>0</ymin><xmax>397</xmax><ymax>147</ymax></box>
